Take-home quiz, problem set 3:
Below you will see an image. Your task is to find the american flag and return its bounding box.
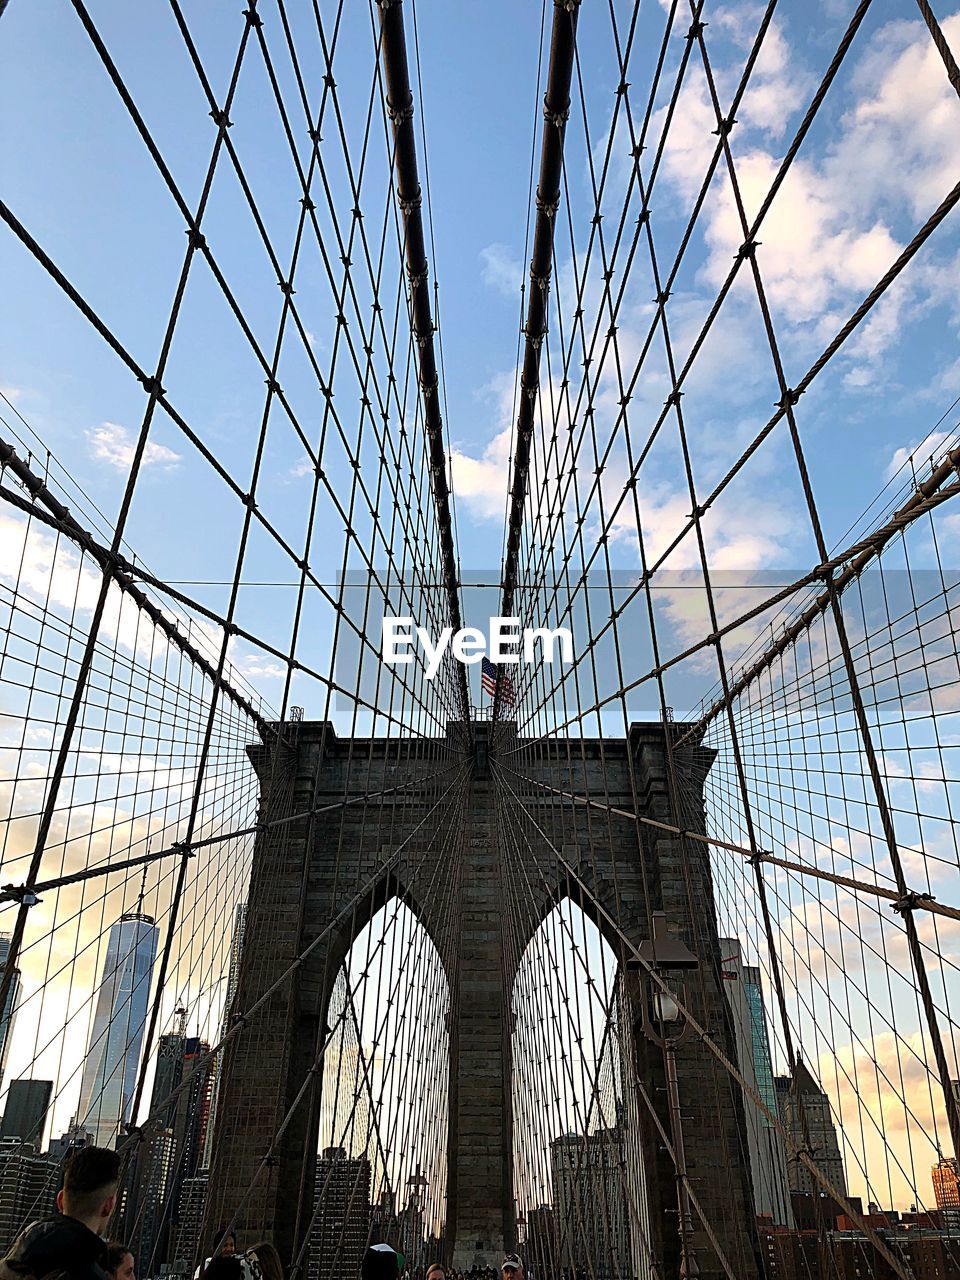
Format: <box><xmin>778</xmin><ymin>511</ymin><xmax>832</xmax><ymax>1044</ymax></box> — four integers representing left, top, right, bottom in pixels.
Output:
<box><xmin>481</xmin><ymin>656</ymin><xmax>516</xmax><ymax>706</ymax></box>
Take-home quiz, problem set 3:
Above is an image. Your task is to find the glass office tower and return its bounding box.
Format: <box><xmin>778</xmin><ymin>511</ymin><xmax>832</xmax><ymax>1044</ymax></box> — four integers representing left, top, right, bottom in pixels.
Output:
<box><xmin>75</xmin><ymin>912</ymin><xmax>159</xmax><ymax>1148</ymax></box>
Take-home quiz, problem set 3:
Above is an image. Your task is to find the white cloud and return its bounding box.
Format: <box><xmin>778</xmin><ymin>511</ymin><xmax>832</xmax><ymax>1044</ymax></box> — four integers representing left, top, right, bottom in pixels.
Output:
<box><xmin>885</xmin><ymin>427</ymin><xmax>953</xmax><ymax>480</ymax></box>
<box><xmin>0</xmin><ymin>509</ymin><xmax>160</xmax><ymax>662</ymax></box>
<box><xmin>657</xmin><ymin>10</ymin><xmax>960</xmax><ymax>374</ymax></box>
<box><xmin>722</xmin><ymin>15</ymin><xmax>815</xmax><ymax>140</ymax></box>
<box><xmin>453</xmin><ymin>7</ymin><xmax>958</xmax><ymax>655</ymax></box>
<box><xmin>602</xmin><ymin>471</ymin><xmax>800</xmax><ymax>666</ymax></box>
<box><xmin>451</xmin><ymin>425</ymin><xmax>512</xmax><ymax>520</ymax></box>
<box><xmin>450</xmin><ymin>370</ymin><xmax>577</xmax><ymax>525</ymax></box>
<box><xmin>480</xmin><ymin>242</ymin><xmax>524</xmax><ymax>297</ymax></box>
<box><xmin>0</xmin><ymin>509</ymin><xmax>252</xmax><ymax>696</ymax></box>
<box><xmin>87</xmin><ymin>421</ymin><xmax>181</xmax><ymax>471</ymax></box>
<box><xmin>450</xmin><ymin>372</ymin><xmax>516</xmax><ymax>520</ymax></box>
<box><xmin>819</xmin><ymin>1028</ymin><xmax>955</xmax><ymax>1207</ymax></box>
<box><xmin>837</xmin><ymin>14</ymin><xmax>960</xmax><ymax>222</ymax></box>
<box><xmin>932</xmin><ymin>354</ymin><xmax>960</xmax><ymax>397</ymax></box>
<box><xmin>699</xmin><ymin>148</ymin><xmax>903</xmax><ymax>324</ymax></box>
<box><xmin>229</xmin><ymin>647</ymin><xmax>287</xmax><ymax>682</ymax></box>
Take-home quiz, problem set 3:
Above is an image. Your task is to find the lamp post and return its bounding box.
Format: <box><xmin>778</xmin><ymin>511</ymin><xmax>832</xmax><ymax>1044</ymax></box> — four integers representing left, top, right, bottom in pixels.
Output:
<box><xmin>629</xmin><ymin>912</ymin><xmax>700</xmax><ymax>1279</ymax></box>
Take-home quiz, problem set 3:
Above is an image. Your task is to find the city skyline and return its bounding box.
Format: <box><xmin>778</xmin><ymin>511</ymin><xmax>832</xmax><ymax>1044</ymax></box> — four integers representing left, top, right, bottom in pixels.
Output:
<box><xmin>0</xmin><ymin>900</ymin><xmax>958</xmax><ymax>1275</ymax></box>
<box><xmin>1</xmin><ymin>901</ymin><xmax>952</xmax><ymax>1214</ymax></box>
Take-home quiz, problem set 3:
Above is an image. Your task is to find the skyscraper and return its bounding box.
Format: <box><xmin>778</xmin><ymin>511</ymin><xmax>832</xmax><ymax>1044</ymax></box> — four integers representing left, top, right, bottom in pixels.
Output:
<box><xmin>0</xmin><ymin>1141</ymin><xmax>58</xmax><ymax>1249</ymax></box>
<box><xmin>775</xmin><ymin>1061</ymin><xmax>847</xmax><ymax>1199</ymax></box>
<box><xmin>719</xmin><ymin>939</ymin><xmax>793</xmax><ymax>1226</ymax></box>
<box><xmin>172</xmin><ymin>1039</ymin><xmax>213</xmax><ymax>1189</ymax></box>
<box><xmin>168</xmin><ymin>1172</ymin><xmax>208</xmax><ymax>1276</ymax></box>
<box><xmin>524</xmin><ymin>1205</ymin><xmax>557</xmax><ymax>1280</ymax></box>
<box><xmin>550</xmin><ymin>1128</ymin><xmax>631</xmax><ymax>1280</ymax></box>
<box><xmin>0</xmin><ymin>935</ymin><xmax>22</xmax><ymax>1080</ymax></box>
<box><xmin>202</xmin><ymin>903</ymin><xmax>246</xmax><ymax>1170</ymax></box>
<box><xmin>129</xmin><ymin>1127</ymin><xmax>176</xmax><ymax>1276</ymax></box>
<box><xmin>396</xmin><ymin>1167</ymin><xmax>427</xmax><ymax>1272</ymax></box>
<box><xmin>0</xmin><ymin>1080</ymin><xmax>53</xmax><ymax>1147</ymax></box>
<box><xmin>74</xmin><ymin>912</ymin><xmax>159</xmax><ymax>1148</ymax></box>
<box><xmin>47</xmin><ymin>1125</ymin><xmax>93</xmax><ymax>1163</ymax></box>
<box><xmin>127</xmin><ymin>1030</ymin><xmax>213</xmax><ymax>1273</ymax></box>
<box><xmin>125</xmin><ymin>1032</ymin><xmax>185</xmax><ymax>1271</ymax></box>
<box><xmin>309</xmin><ymin>1147</ymin><xmax>372</xmax><ymax>1280</ymax></box>
<box><xmin>932</xmin><ymin>1156</ymin><xmax>960</xmax><ymax>1230</ymax></box>
<box><xmin>152</xmin><ymin>1031</ymin><xmax>187</xmax><ymax>1130</ymax></box>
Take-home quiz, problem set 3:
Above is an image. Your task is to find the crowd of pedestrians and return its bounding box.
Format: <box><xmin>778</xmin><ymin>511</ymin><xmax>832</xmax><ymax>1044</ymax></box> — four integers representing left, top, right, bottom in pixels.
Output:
<box><xmin>362</xmin><ymin>1249</ymin><xmax>525</xmax><ymax>1280</ymax></box>
<box><xmin>425</xmin><ymin>1253</ymin><xmax>524</xmax><ymax>1280</ymax></box>
<box><xmin>0</xmin><ymin>1145</ymin><xmax>528</xmax><ymax>1280</ymax></box>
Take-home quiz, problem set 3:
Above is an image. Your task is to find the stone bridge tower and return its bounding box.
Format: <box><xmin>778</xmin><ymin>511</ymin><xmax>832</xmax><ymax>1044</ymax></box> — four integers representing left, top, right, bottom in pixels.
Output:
<box><xmin>204</xmin><ymin>721</ymin><xmax>760</xmax><ymax>1279</ymax></box>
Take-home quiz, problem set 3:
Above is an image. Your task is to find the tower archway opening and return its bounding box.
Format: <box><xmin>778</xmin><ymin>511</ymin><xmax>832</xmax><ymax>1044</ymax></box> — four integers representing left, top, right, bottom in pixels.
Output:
<box><xmin>511</xmin><ymin>899</ymin><xmax>653</xmax><ymax>1280</ymax></box>
<box><xmin>312</xmin><ymin>899</ymin><xmax>450</xmax><ymax>1280</ymax></box>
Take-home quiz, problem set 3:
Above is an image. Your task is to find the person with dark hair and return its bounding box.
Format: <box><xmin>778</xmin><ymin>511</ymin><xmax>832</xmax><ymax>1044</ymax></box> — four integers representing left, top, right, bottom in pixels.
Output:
<box><xmin>0</xmin><ymin>1146</ymin><xmax>121</xmax><ymax>1280</ymax></box>
<box><xmin>104</xmin><ymin>1243</ymin><xmax>134</xmax><ymax>1280</ymax></box>
<box><xmin>194</xmin><ymin>1229</ymin><xmax>237</xmax><ymax>1280</ymax></box>
<box><xmin>211</xmin><ymin>1232</ymin><xmax>236</xmax><ymax>1260</ymax></box>
<box><xmin>361</xmin><ymin>1244</ymin><xmax>402</xmax><ymax>1280</ymax></box>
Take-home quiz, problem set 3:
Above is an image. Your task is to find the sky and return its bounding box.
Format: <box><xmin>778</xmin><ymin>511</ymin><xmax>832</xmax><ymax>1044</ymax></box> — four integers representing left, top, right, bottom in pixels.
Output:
<box><xmin>3</xmin><ymin>0</ymin><xmax>960</xmax><ymax>1227</ymax></box>
<box><xmin>2</xmin><ymin>0</ymin><xmax>959</xmax><ymax>716</ymax></box>
<box><xmin>0</xmin><ymin>0</ymin><xmax>958</xmax><ymax>765</ymax></box>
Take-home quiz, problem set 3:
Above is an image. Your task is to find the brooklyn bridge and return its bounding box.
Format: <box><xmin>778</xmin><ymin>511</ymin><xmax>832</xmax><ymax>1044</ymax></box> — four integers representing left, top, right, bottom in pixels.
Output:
<box><xmin>1</xmin><ymin>0</ymin><xmax>960</xmax><ymax>1278</ymax></box>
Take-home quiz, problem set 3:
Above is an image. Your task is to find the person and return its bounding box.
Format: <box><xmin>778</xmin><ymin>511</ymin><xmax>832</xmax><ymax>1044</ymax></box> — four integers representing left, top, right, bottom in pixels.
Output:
<box><xmin>361</xmin><ymin>1244</ymin><xmax>402</xmax><ymax>1280</ymax></box>
<box><xmin>0</xmin><ymin>1145</ymin><xmax>121</xmax><ymax>1280</ymax></box>
<box><xmin>104</xmin><ymin>1244</ymin><xmax>135</xmax><ymax>1280</ymax></box>
<box><xmin>244</xmin><ymin>1244</ymin><xmax>282</xmax><ymax>1280</ymax></box>
<box><xmin>425</xmin><ymin>1266</ymin><xmax>445</xmax><ymax>1280</ymax></box>
<box><xmin>195</xmin><ymin>1230</ymin><xmax>237</xmax><ymax>1280</ymax></box>
<box><xmin>500</xmin><ymin>1256</ymin><xmax>523</xmax><ymax>1280</ymax></box>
